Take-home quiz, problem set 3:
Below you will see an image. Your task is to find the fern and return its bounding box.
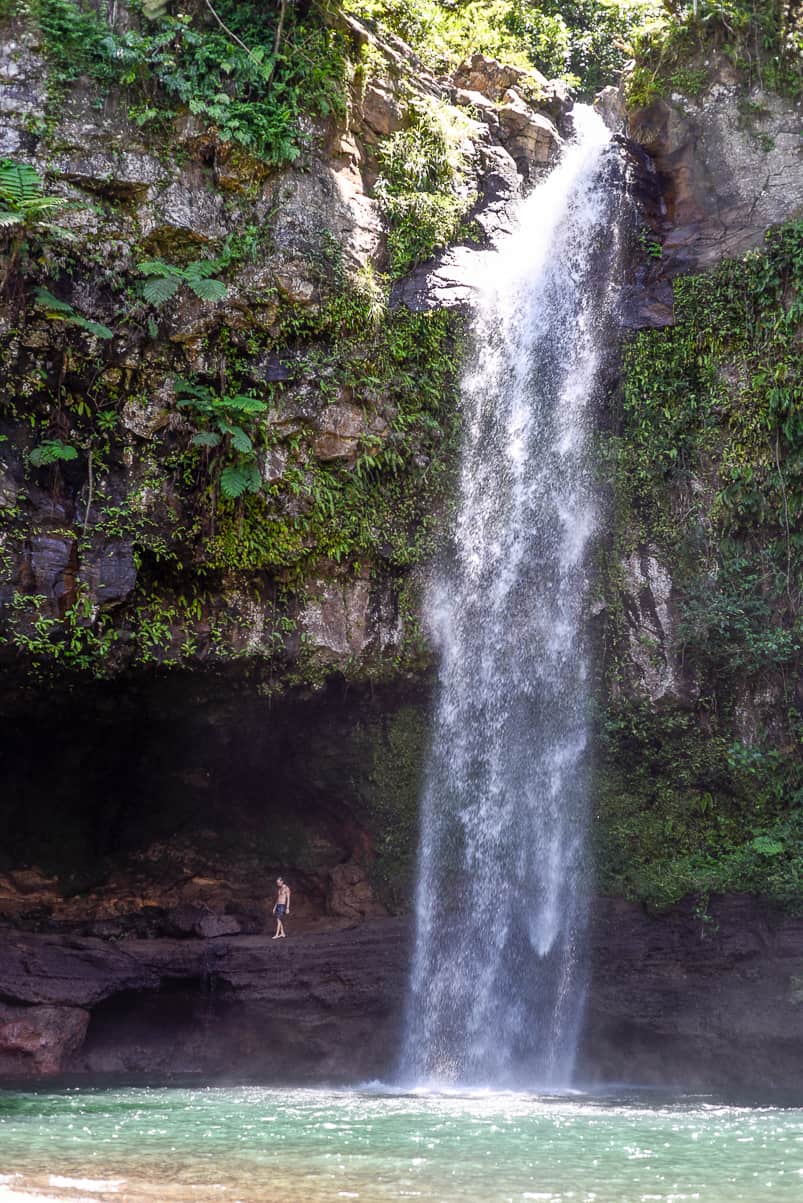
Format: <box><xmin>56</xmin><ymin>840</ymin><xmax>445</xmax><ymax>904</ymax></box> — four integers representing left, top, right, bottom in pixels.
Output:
<box><xmin>220</xmin><ymin>461</ymin><xmax>262</xmax><ymax>499</ymax></box>
<box><xmin>228</xmin><ymin>425</ymin><xmax>254</xmax><ymax>454</ymax></box>
<box><xmin>191</xmin><ymin>431</ymin><xmax>222</xmax><ymax>448</ymax></box>
<box><xmin>33</xmin><ymin>287</ymin><xmax>114</xmax><ymax>339</ymax></box>
<box><xmin>187</xmin><ymin>276</ymin><xmax>227</xmax><ymax>302</ymax></box>
<box><xmin>137</xmin><ymin>257</ymin><xmax>227</xmax><ymax>306</ymax></box>
<box><xmin>176</xmin><ymin>378</ymin><xmax>266</xmax><ymax>500</ymax></box>
<box><xmin>0</xmin><ymin>159</ymin><xmax>66</xmax><ymax>222</ymax></box>
<box><xmin>141</xmin><ymin>276</ymin><xmax>181</xmax><ymax>305</ymax></box>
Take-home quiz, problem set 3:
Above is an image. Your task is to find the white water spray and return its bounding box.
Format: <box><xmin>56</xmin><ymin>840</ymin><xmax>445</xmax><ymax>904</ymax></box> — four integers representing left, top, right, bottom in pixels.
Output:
<box><xmin>400</xmin><ymin>106</ymin><xmax>621</xmax><ymax>1088</ymax></box>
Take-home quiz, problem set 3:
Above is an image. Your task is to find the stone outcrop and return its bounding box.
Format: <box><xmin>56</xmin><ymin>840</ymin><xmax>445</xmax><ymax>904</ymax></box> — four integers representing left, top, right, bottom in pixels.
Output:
<box><xmin>0</xmin><ymin>920</ymin><xmax>412</xmax><ymax>1081</ymax></box>
<box><xmin>0</xmin><ymin>897</ymin><xmax>800</xmax><ymax>1088</ymax></box>
<box><xmin>629</xmin><ymin>72</ymin><xmax>803</xmax><ymax>275</ymax></box>
<box><xmin>610</xmin><ymin>544</ymin><xmax>695</xmax><ymax>706</ymax></box>
<box><xmin>497</xmin><ymin>89</ymin><xmax>562</xmax><ymax>169</ymax></box>
<box><xmin>0</xmin><ymin>18</ymin><xmax>575</xmax><ymax>688</ymax></box>
<box><xmin>620</xmin><ymin>57</ymin><xmax>803</xmax><ymax>330</ymax></box>
<box><xmin>0</xmin><ymin>1002</ymin><xmax>89</xmax><ymax>1075</ymax></box>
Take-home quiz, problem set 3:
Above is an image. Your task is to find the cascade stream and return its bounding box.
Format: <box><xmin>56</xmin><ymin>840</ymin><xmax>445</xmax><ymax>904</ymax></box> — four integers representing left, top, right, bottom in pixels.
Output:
<box><xmin>401</xmin><ymin>106</ymin><xmax>621</xmax><ymax>1088</ymax></box>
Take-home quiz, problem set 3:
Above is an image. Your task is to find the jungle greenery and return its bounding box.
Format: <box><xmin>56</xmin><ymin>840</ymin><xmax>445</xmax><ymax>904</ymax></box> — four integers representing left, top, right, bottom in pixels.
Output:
<box><xmin>598</xmin><ymin>220</ymin><xmax>803</xmax><ymax>910</ymax></box>
<box><xmin>11</xmin><ymin>0</ymin><xmax>349</xmax><ymax>163</ymax></box>
<box><xmin>627</xmin><ymin>1</ymin><xmax>803</xmax><ymax>105</ymax></box>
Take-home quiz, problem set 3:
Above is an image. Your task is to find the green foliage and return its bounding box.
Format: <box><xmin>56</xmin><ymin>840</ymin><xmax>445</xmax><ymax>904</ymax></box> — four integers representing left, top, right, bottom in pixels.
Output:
<box><xmin>0</xmin><ymin>158</ymin><xmax>65</xmax><ymax>228</ymax></box>
<box><xmin>357</xmin><ymin>705</ymin><xmax>428</xmax><ymax>910</ymax></box>
<box><xmin>596</xmin><ymin>702</ymin><xmax>803</xmax><ymax>910</ymax></box>
<box><xmin>28</xmin><ymin>438</ymin><xmax>78</xmax><ymax>467</ymax></box>
<box><xmin>176</xmin><ymin>378</ymin><xmax>267</xmax><ymax>498</ymax></box>
<box><xmin>348</xmin><ymin>0</ymin><xmax>534</xmax><ymax>69</ymax></box>
<box><xmin>628</xmin><ymin>0</ymin><xmax>803</xmax><ymax>107</ymax></box>
<box><xmin>506</xmin><ymin>0</ymin><xmax>664</xmax><ymax>95</ymax></box>
<box><xmin>204</xmin><ymin>305</ymin><xmax>462</xmax><ymax>580</ymax></box>
<box><xmin>33</xmin><ymin>287</ymin><xmax>114</xmax><ymax>339</ymax></box>
<box><xmin>601</xmin><ymin>220</ymin><xmax>803</xmax><ymax>909</ymax></box>
<box><xmin>349</xmin><ymin>0</ymin><xmax>663</xmax><ymax>92</ymax></box>
<box><xmin>137</xmin><ymin>258</ymin><xmax>227</xmax><ymax>306</ymax></box>
<box><xmin>375</xmin><ymin>100</ymin><xmax>473</xmax><ymax>276</ymax></box>
<box><xmin>7</xmin><ymin>590</ymin><xmax>118</xmax><ymax>674</ymax></box>
<box><xmin>28</xmin><ymin>0</ymin><xmax>348</xmax><ymax>165</ymax></box>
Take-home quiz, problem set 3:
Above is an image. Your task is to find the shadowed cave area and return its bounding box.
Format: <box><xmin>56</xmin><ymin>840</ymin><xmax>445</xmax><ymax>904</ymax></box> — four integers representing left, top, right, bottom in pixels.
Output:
<box><xmin>0</xmin><ymin>673</ymin><xmax>431</xmax><ymax>935</ymax></box>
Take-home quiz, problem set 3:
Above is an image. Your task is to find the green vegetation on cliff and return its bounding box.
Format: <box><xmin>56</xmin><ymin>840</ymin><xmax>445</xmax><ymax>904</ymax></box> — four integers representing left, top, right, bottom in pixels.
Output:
<box><xmin>17</xmin><ymin>0</ymin><xmax>348</xmax><ymax>163</ymax></box>
<box><xmin>628</xmin><ymin>1</ymin><xmax>803</xmax><ymax>106</ymax></box>
<box><xmin>599</xmin><ymin>221</ymin><xmax>803</xmax><ymax>910</ymax></box>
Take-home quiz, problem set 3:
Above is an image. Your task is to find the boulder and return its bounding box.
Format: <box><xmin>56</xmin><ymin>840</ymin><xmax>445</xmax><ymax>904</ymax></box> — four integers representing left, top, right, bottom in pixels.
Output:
<box><xmin>121</xmin><ymin>394</ymin><xmax>171</xmax><ymax>440</ymax></box>
<box><xmin>361</xmin><ymin>82</ymin><xmax>406</xmax><ymax>137</ymax></box>
<box><xmin>628</xmin><ymin>71</ymin><xmax>803</xmax><ymax>274</ymax></box>
<box><xmin>327</xmin><ymin>861</ymin><xmax>389</xmax><ymax>920</ymax></box>
<box><xmin>24</xmin><ymin>534</ymin><xmax>76</xmax><ymax>610</ymax></box>
<box><xmin>594</xmin><ymin>84</ymin><xmax>626</xmax><ymax>133</ymax></box>
<box><xmin>453</xmin><ymin>53</ymin><xmax>571</xmax><ymax>127</ymax></box>
<box><xmin>196</xmin><ymin>912</ymin><xmax>242</xmax><ymax>939</ymax></box>
<box><xmin>497</xmin><ymin>88</ymin><xmax>562</xmax><ymax>170</ymax></box>
<box><xmin>301</xmin><ymin>575</ymin><xmax>373</xmax><ymax>660</ymax></box>
<box><xmin>312</xmin><ymin>401</ymin><xmax>370</xmax><ymax>463</ymax></box>
<box><xmin>52</xmin><ymin>151</ymin><xmax>166</xmax><ymax>199</ymax></box>
<box><xmin>454</xmin><ymin>53</ymin><xmax>548</xmax><ymax>103</ymax></box>
<box><xmin>620</xmin><ymin>546</ymin><xmax>695</xmax><ymax>705</ymax></box>
<box><xmin>0</xmin><ymin>1003</ymin><xmax>90</xmax><ymax>1075</ymax></box>
<box><xmin>78</xmin><ymin>539</ymin><xmax>137</xmax><ymax>607</ymax></box>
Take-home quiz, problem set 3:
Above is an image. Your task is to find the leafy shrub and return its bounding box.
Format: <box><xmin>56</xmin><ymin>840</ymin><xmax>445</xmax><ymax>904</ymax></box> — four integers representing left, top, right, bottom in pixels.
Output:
<box><xmin>599</xmin><ymin>220</ymin><xmax>803</xmax><ymax>908</ymax></box>
<box><xmin>374</xmin><ymin>100</ymin><xmax>473</xmax><ymax>275</ymax></box>
<box><xmin>0</xmin><ymin>157</ymin><xmax>73</xmax><ymax>289</ymax></box>
<box><xmin>0</xmin><ymin>159</ymin><xmax>66</xmax><ymax>229</ymax></box>
<box><xmin>627</xmin><ymin>0</ymin><xmax>803</xmax><ymax>106</ymax></box>
<box><xmin>29</xmin><ymin>438</ymin><xmax>78</xmax><ymax>467</ymax></box>
<box><xmin>176</xmin><ymin>379</ymin><xmax>266</xmax><ymax>499</ymax></box>
<box><xmin>33</xmin><ymin>287</ymin><xmax>113</xmax><ymax>338</ymax></box>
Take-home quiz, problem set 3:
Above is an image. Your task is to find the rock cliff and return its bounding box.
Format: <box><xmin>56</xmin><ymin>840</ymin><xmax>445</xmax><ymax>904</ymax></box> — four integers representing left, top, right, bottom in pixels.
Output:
<box><xmin>1</xmin><ymin>1</ymin><xmax>801</xmax><ymax>1089</ymax></box>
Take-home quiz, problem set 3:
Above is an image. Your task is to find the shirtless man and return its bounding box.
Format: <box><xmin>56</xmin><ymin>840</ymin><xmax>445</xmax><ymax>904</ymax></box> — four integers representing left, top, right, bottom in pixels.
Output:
<box><xmin>272</xmin><ymin>877</ymin><xmax>291</xmax><ymax>939</ymax></box>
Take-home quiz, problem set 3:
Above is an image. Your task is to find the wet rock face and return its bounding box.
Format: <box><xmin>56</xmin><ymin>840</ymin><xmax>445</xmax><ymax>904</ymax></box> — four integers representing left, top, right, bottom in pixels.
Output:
<box><xmin>615</xmin><ymin>545</ymin><xmax>695</xmax><ymax>706</ymax></box>
<box><xmin>580</xmin><ymin>895</ymin><xmax>803</xmax><ymax>1092</ymax></box>
<box><xmin>0</xmin><ymin>897</ymin><xmax>799</xmax><ymax>1089</ymax></box>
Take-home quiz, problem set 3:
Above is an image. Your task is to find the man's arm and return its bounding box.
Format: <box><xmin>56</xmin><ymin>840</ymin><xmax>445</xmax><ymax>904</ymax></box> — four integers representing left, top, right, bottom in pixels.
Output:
<box><xmin>286</xmin><ymin>887</ymin><xmax>291</xmax><ymax>914</ymax></box>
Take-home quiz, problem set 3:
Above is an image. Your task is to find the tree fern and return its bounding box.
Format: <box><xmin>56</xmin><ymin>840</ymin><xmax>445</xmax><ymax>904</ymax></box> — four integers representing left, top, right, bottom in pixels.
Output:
<box><xmin>137</xmin><ymin>257</ymin><xmax>227</xmax><ymax>306</ymax></box>
<box><xmin>0</xmin><ymin>159</ymin><xmax>66</xmax><ymax>223</ymax></box>
<box><xmin>141</xmin><ymin>275</ymin><xmax>181</xmax><ymax>305</ymax></box>
<box><xmin>220</xmin><ymin>461</ymin><xmax>262</xmax><ymax>499</ymax></box>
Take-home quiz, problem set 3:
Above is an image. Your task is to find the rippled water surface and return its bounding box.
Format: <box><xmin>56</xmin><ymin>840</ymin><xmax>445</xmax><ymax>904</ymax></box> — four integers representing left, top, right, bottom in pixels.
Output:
<box><xmin>0</xmin><ymin>1086</ymin><xmax>801</xmax><ymax>1203</ymax></box>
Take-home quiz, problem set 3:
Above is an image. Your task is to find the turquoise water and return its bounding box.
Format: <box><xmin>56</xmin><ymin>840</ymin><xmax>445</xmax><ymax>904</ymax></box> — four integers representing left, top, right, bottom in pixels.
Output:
<box><xmin>0</xmin><ymin>1086</ymin><xmax>800</xmax><ymax>1203</ymax></box>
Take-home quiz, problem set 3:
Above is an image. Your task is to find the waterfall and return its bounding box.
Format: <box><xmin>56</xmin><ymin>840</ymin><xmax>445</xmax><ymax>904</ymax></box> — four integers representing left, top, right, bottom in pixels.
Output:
<box><xmin>400</xmin><ymin>105</ymin><xmax>620</xmax><ymax>1089</ymax></box>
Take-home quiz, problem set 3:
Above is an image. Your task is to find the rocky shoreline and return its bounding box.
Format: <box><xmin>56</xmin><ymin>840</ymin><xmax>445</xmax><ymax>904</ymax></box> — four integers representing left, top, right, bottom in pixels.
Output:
<box><xmin>1</xmin><ymin>896</ymin><xmax>800</xmax><ymax>1092</ymax></box>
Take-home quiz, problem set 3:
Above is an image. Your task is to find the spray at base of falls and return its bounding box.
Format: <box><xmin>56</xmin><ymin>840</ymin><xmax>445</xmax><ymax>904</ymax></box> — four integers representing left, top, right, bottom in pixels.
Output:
<box><xmin>400</xmin><ymin>106</ymin><xmax>622</xmax><ymax>1089</ymax></box>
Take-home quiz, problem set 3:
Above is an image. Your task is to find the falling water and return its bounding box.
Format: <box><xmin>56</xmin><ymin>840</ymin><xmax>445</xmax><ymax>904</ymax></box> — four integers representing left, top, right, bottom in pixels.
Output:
<box><xmin>401</xmin><ymin>106</ymin><xmax>621</xmax><ymax>1088</ymax></box>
